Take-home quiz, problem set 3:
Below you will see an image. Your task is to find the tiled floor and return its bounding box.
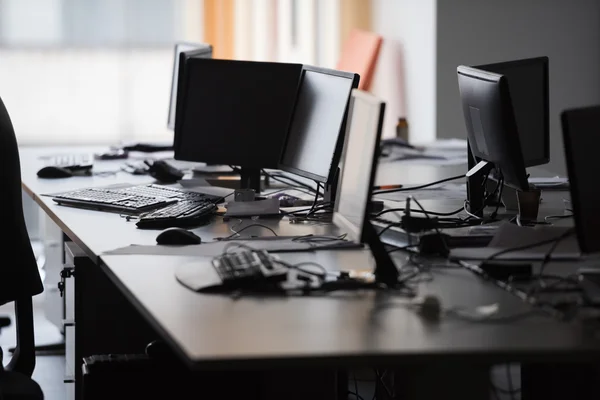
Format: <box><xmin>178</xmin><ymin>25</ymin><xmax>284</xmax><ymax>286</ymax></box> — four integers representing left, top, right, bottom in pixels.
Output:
<box><xmin>0</xmin><ymin>293</ymin><xmax>66</xmax><ymax>400</ymax></box>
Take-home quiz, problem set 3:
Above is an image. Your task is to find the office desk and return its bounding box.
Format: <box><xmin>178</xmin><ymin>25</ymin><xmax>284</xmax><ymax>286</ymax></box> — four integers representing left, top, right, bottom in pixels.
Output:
<box><xmin>19</xmin><ymin>146</ymin><xmax>600</xmax><ymax>400</ymax></box>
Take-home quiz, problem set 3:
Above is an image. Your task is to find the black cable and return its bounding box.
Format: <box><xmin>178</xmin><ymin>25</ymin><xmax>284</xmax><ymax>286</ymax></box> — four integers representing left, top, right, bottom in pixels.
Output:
<box><xmin>387</xmin><ymin>244</ymin><xmax>419</xmax><ymax>254</ymax></box>
<box><xmin>353</xmin><ymin>373</ymin><xmax>362</xmax><ymax>400</ymax></box>
<box><xmin>375</xmin><ymin>206</ymin><xmax>463</xmax><ymax>218</ymax></box>
<box><xmin>373</xmin><ymin>174</ymin><xmax>464</xmax><ymax>195</ymax></box>
<box><xmin>221</xmin><ymin>223</ymin><xmax>278</xmax><ymax>239</ymax></box>
<box><xmin>484</xmin><ymin>231</ymin><xmax>575</xmax><ymax>262</ymax></box>
<box><xmin>309</xmin><ymin>181</ymin><xmax>321</xmax><ymax>214</ymax></box>
<box><xmin>374</xmin><ymin>369</ymin><xmax>393</xmax><ymax>399</ymax></box>
<box><xmin>348</xmin><ymin>391</ymin><xmax>365</xmax><ymax>400</ymax></box>
<box><xmin>262</xmin><ymin>169</ymin><xmax>318</xmax><ymax>194</ymax></box>
<box><xmin>463</xmin><ymin>175</ymin><xmax>503</xmax><ymax>221</ymax></box>
<box><xmin>411</xmin><ymin>196</ymin><xmax>449</xmax><ymax>255</ymax></box>
<box><xmin>538</xmin><ymin>228</ymin><xmax>575</xmax><ymax>276</ymax></box>
<box><xmin>506</xmin><ymin>364</ymin><xmax>520</xmax><ymax>400</ymax></box>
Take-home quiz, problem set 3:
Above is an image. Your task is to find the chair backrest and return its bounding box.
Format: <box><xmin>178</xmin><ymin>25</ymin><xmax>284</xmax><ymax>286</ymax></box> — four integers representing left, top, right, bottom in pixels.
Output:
<box><xmin>0</xmin><ymin>95</ymin><xmax>43</xmax><ymax>375</ymax></box>
<box><xmin>336</xmin><ymin>29</ymin><xmax>383</xmax><ymax>91</ymax></box>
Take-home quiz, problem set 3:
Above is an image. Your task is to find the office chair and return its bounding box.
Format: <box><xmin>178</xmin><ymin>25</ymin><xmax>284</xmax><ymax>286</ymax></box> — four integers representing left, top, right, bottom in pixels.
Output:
<box><xmin>0</xmin><ymin>95</ymin><xmax>45</xmax><ymax>399</ymax></box>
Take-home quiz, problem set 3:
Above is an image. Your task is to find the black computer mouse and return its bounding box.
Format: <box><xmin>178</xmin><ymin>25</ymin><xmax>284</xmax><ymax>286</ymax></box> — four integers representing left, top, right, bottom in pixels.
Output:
<box><xmin>145</xmin><ymin>160</ymin><xmax>184</xmax><ymax>183</ymax></box>
<box><xmin>156</xmin><ymin>227</ymin><xmax>202</xmax><ymax>245</ymax></box>
<box><xmin>37</xmin><ymin>166</ymin><xmax>73</xmax><ymax>179</ymax></box>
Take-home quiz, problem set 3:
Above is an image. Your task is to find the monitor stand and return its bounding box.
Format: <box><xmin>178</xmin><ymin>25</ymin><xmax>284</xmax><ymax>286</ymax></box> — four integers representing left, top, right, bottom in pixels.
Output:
<box><xmin>466</xmin><ymin>144</ymin><xmax>493</xmax><ymax>218</ymax></box>
<box><xmin>322</xmin><ymin>167</ymin><xmax>340</xmax><ymax>206</ymax></box>
<box><xmin>364</xmin><ymin>221</ymin><xmax>400</xmax><ymax>287</ymax></box>
<box><xmin>240</xmin><ymin>167</ymin><xmax>262</xmax><ymax>193</ymax></box>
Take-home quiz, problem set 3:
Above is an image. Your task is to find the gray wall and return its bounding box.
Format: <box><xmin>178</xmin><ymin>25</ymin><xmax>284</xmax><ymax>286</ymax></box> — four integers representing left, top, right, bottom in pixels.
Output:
<box><xmin>436</xmin><ymin>0</ymin><xmax>600</xmax><ymax>174</ymax></box>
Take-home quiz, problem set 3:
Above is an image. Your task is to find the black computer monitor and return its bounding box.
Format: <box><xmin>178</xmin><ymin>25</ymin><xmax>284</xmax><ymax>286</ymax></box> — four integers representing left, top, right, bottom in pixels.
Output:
<box><xmin>279</xmin><ymin>66</ymin><xmax>359</xmax><ymax>192</ymax></box>
<box><xmin>334</xmin><ymin>90</ymin><xmax>386</xmax><ymax>244</ymax></box>
<box><xmin>561</xmin><ymin>105</ymin><xmax>600</xmax><ymax>254</ymax></box>
<box><xmin>476</xmin><ymin>57</ymin><xmax>549</xmax><ymax>167</ymax></box>
<box><xmin>332</xmin><ymin>90</ymin><xmax>399</xmax><ymax>285</ymax></box>
<box><xmin>167</xmin><ymin>42</ymin><xmax>212</xmax><ymax>131</ymax></box>
<box><xmin>457</xmin><ymin>65</ymin><xmax>529</xmax><ymax>191</ymax></box>
<box><xmin>174</xmin><ymin>58</ymin><xmax>302</xmax><ymax>190</ymax></box>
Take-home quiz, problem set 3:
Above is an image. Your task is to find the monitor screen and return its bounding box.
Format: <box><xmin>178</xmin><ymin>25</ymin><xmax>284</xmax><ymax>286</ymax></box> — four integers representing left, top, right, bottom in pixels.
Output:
<box><xmin>167</xmin><ymin>42</ymin><xmax>212</xmax><ymax>131</ymax></box>
<box><xmin>279</xmin><ymin>66</ymin><xmax>359</xmax><ymax>183</ymax></box>
<box><xmin>561</xmin><ymin>106</ymin><xmax>600</xmax><ymax>254</ymax></box>
<box><xmin>476</xmin><ymin>57</ymin><xmax>549</xmax><ymax>167</ymax></box>
<box><xmin>333</xmin><ymin>90</ymin><xmax>386</xmax><ymax>243</ymax></box>
<box><xmin>174</xmin><ymin>59</ymin><xmax>302</xmax><ymax>169</ymax></box>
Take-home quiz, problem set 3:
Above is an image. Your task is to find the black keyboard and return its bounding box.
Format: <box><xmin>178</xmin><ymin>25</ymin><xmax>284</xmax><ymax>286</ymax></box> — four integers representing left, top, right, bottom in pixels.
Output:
<box><xmin>53</xmin><ymin>188</ymin><xmax>176</xmax><ymax>213</ymax></box>
<box><xmin>212</xmin><ymin>249</ymin><xmax>288</xmax><ymax>288</ymax></box>
<box><xmin>52</xmin><ymin>184</ymin><xmax>224</xmax><ymax>214</ymax></box>
<box><xmin>136</xmin><ymin>200</ymin><xmax>217</xmax><ymax>229</ymax></box>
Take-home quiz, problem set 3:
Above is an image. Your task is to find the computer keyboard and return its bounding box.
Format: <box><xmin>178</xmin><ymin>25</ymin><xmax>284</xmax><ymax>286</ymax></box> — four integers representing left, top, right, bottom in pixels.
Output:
<box><xmin>46</xmin><ymin>153</ymin><xmax>94</xmax><ymax>171</ymax></box>
<box><xmin>212</xmin><ymin>249</ymin><xmax>288</xmax><ymax>288</ymax></box>
<box><xmin>52</xmin><ymin>188</ymin><xmax>177</xmax><ymax>213</ymax></box>
<box><xmin>52</xmin><ymin>184</ymin><xmax>224</xmax><ymax>214</ymax></box>
<box><xmin>136</xmin><ymin>200</ymin><xmax>217</xmax><ymax>229</ymax></box>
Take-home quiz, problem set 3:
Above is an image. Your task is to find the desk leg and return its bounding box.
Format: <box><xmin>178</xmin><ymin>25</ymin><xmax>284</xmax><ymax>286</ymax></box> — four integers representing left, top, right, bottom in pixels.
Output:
<box><xmin>379</xmin><ymin>364</ymin><xmax>489</xmax><ymax>400</ymax></box>
<box><xmin>521</xmin><ymin>363</ymin><xmax>600</xmax><ymax>400</ymax></box>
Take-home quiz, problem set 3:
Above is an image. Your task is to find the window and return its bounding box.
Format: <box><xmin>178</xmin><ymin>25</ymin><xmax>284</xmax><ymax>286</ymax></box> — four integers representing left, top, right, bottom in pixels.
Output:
<box><xmin>0</xmin><ymin>0</ymin><xmax>200</xmax><ymax>144</ymax></box>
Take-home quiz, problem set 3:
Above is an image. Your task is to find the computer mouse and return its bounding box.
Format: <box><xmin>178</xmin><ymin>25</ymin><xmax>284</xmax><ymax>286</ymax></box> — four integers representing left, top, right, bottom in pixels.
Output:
<box><xmin>156</xmin><ymin>227</ymin><xmax>202</xmax><ymax>245</ymax></box>
<box><xmin>145</xmin><ymin>160</ymin><xmax>184</xmax><ymax>183</ymax></box>
<box><xmin>37</xmin><ymin>166</ymin><xmax>73</xmax><ymax>179</ymax></box>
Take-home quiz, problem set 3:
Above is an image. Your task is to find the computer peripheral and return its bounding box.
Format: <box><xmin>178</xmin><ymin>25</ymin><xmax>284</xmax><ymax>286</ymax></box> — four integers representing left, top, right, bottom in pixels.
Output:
<box><xmin>212</xmin><ymin>249</ymin><xmax>289</xmax><ymax>290</ymax></box>
<box><xmin>137</xmin><ymin>200</ymin><xmax>216</xmax><ymax>229</ymax></box>
<box><xmin>169</xmin><ymin>43</ymin><xmax>213</xmax><ymax>131</ymax></box>
<box><xmin>52</xmin><ymin>184</ymin><xmax>222</xmax><ymax>214</ymax></box>
<box><xmin>458</xmin><ymin>65</ymin><xmax>528</xmax><ymax>192</ymax></box>
<box><xmin>145</xmin><ymin>160</ymin><xmax>184</xmax><ymax>183</ymax></box>
<box><xmin>460</xmin><ymin>57</ymin><xmax>550</xmax><ymax>219</ymax></box>
<box><xmin>561</xmin><ymin>106</ymin><xmax>600</xmax><ymax>255</ymax></box>
<box><xmin>44</xmin><ymin>153</ymin><xmax>94</xmax><ymax>170</ymax></box>
<box><xmin>476</xmin><ymin>57</ymin><xmax>549</xmax><ymax>167</ymax></box>
<box><xmin>156</xmin><ymin>227</ymin><xmax>202</xmax><ymax>245</ymax></box>
<box><xmin>37</xmin><ymin>166</ymin><xmax>74</xmax><ymax>179</ymax></box>
<box><xmin>278</xmin><ymin>65</ymin><xmax>359</xmax><ymax>202</ymax></box>
<box><xmin>174</xmin><ymin>58</ymin><xmax>303</xmax><ymax>192</ymax></box>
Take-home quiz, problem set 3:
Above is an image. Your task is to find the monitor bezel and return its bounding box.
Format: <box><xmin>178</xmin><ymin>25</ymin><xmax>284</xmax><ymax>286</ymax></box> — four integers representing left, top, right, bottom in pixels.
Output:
<box><xmin>167</xmin><ymin>42</ymin><xmax>213</xmax><ymax>131</ymax></box>
<box><xmin>333</xmin><ymin>89</ymin><xmax>386</xmax><ymax>244</ymax></box>
<box><xmin>278</xmin><ymin>65</ymin><xmax>360</xmax><ymax>184</ymax></box>
<box><xmin>475</xmin><ymin>56</ymin><xmax>550</xmax><ymax>167</ymax></box>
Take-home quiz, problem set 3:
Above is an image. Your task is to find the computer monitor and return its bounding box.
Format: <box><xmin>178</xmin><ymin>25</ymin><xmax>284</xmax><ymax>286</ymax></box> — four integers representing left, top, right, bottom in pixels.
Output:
<box><xmin>476</xmin><ymin>57</ymin><xmax>549</xmax><ymax>167</ymax></box>
<box><xmin>457</xmin><ymin>65</ymin><xmax>529</xmax><ymax>191</ymax></box>
<box><xmin>174</xmin><ymin>58</ymin><xmax>302</xmax><ymax>190</ymax></box>
<box><xmin>279</xmin><ymin>66</ymin><xmax>359</xmax><ymax>183</ymax></box>
<box><xmin>561</xmin><ymin>105</ymin><xmax>600</xmax><ymax>254</ymax></box>
<box><xmin>333</xmin><ymin>90</ymin><xmax>399</xmax><ymax>285</ymax></box>
<box><xmin>167</xmin><ymin>42</ymin><xmax>212</xmax><ymax>131</ymax></box>
<box><xmin>334</xmin><ymin>90</ymin><xmax>386</xmax><ymax>243</ymax></box>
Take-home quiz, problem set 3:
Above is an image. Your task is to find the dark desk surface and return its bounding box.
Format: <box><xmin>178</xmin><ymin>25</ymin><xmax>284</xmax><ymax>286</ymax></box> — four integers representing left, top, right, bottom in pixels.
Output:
<box><xmin>20</xmin><ymin>146</ymin><xmax>600</xmax><ymax>370</ymax></box>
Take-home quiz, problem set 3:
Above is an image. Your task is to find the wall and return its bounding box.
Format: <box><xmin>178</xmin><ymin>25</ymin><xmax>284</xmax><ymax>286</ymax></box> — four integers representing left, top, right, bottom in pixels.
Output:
<box><xmin>371</xmin><ymin>0</ymin><xmax>437</xmax><ymax>142</ymax></box>
<box><xmin>436</xmin><ymin>0</ymin><xmax>600</xmax><ymax>174</ymax></box>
